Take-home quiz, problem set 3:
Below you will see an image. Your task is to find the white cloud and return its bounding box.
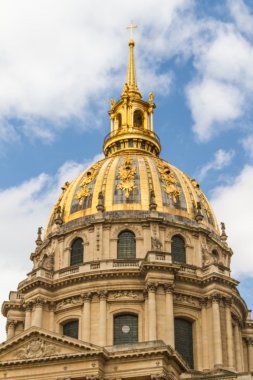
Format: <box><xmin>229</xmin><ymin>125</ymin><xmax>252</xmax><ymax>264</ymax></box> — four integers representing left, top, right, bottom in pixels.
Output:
<box><xmin>0</xmin><ymin>0</ymin><xmax>192</xmax><ymax>144</ymax></box>
<box><xmin>184</xmin><ymin>8</ymin><xmax>253</xmax><ymax>141</ymax></box>
<box><xmin>228</xmin><ymin>0</ymin><xmax>253</xmax><ymax>36</ymax></box>
<box><xmin>197</xmin><ymin>148</ymin><xmax>234</xmax><ymax>180</ymax></box>
<box><xmin>187</xmin><ymin>79</ymin><xmax>244</xmax><ymax>141</ymax></box>
<box><xmin>211</xmin><ymin>165</ymin><xmax>253</xmax><ymax>277</ymax></box>
<box><xmin>0</xmin><ymin>153</ymin><xmax>103</xmax><ymax>342</ymax></box>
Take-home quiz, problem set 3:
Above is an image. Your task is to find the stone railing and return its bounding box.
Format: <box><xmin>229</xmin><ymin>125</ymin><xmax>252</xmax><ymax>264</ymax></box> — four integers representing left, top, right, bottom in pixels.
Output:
<box><xmin>145</xmin><ymin>251</ymin><xmax>172</xmax><ymax>264</ymax></box>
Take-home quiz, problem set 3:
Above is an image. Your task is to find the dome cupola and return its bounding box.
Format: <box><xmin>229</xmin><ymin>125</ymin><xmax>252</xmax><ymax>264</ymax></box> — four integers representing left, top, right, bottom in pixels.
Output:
<box><xmin>103</xmin><ymin>25</ymin><xmax>161</xmax><ymax>157</ymax></box>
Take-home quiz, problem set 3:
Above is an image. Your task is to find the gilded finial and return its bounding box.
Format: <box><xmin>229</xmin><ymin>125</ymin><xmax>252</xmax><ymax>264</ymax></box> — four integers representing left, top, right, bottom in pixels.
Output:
<box><xmin>127</xmin><ymin>21</ymin><xmax>137</xmax><ymax>41</ymax></box>
<box><xmin>124</xmin><ymin>21</ymin><xmax>141</xmax><ymax>98</ymax></box>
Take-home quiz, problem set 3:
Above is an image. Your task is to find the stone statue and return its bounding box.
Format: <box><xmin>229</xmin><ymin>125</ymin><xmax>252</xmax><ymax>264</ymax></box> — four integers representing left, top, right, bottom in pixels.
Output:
<box><xmin>151</xmin><ymin>236</ymin><xmax>162</xmax><ymax>251</ymax></box>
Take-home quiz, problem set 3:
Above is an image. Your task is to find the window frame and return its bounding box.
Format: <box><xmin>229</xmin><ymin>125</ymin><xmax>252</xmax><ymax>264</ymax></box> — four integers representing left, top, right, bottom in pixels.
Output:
<box><xmin>174</xmin><ymin>317</ymin><xmax>194</xmax><ymax>369</ymax></box>
<box><xmin>117</xmin><ymin>230</ymin><xmax>136</xmax><ymax>260</ymax></box>
<box><xmin>70</xmin><ymin>237</ymin><xmax>84</xmax><ymax>266</ymax></box>
<box><xmin>62</xmin><ymin>319</ymin><xmax>79</xmax><ymax>339</ymax></box>
<box><xmin>171</xmin><ymin>234</ymin><xmax>186</xmax><ymax>264</ymax></box>
<box><xmin>113</xmin><ymin>313</ymin><xmax>139</xmax><ymax>345</ymax></box>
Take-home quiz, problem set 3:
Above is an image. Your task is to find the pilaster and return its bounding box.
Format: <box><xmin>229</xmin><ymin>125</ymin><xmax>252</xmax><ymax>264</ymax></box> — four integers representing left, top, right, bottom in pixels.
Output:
<box><xmin>211</xmin><ymin>294</ymin><xmax>223</xmax><ymax>367</ymax></box>
<box><xmin>164</xmin><ymin>284</ymin><xmax>174</xmax><ymax>348</ymax></box>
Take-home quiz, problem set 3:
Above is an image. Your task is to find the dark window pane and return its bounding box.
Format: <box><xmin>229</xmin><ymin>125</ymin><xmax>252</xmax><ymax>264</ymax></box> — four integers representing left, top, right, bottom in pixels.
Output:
<box><xmin>70</xmin><ymin>238</ymin><xmax>83</xmax><ymax>266</ymax></box>
<box><xmin>128</xmin><ymin>139</ymin><xmax>133</xmax><ymax>147</ymax></box>
<box><xmin>175</xmin><ymin>318</ymin><xmax>194</xmax><ymax>368</ymax></box>
<box><xmin>171</xmin><ymin>235</ymin><xmax>186</xmax><ymax>263</ymax></box>
<box><xmin>117</xmin><ymin>231</ymin><xmax>136</xmax><ymax>259</ymax></box>
<box><xmin>63</xmin><ymin>320</ymin><xmax>79</xmax><ymax>339</ymax></box>
<box><xmin>133</xmin><ymin>110</ymin><xmax>143</xmax><ymax>128</ymax></box>
<box><xmin>114</xmin><ymin>314</ymin><xmax>138</xmax><ymax>345</ymax></box>
<box><xmin>141</xmin><ymin>140</ymin><xmax>146</xmax><ymax>149</ymax></box>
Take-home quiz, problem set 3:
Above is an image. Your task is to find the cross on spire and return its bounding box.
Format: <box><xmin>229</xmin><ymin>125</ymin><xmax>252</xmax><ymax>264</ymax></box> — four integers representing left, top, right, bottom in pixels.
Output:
<box><xmin>127</xmin><ymin>21</ymin><xmax>137</xmax><ymax>40</ymax></box>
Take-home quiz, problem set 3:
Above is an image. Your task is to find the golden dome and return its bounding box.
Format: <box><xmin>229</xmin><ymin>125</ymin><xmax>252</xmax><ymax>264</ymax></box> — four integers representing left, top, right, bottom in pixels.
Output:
<box><xmin>45</xmin><ymin>36</ymin><xmax>219</xmax><ymax>237</ymax></box>
<box><xmin>45</xmin><ymin>153</ymin><xmax>218</xmax><ymax>237</ymax></box>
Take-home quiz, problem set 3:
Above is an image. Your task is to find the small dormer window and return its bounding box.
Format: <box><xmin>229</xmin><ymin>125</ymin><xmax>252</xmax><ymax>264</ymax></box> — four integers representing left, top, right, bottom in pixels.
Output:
<box><xmin>133</xmin><ymin>110</ymin><xmax>143</xmax><ymax>128</ymax></box>
<box><xmin>117</xmin><ymin>113</ymin><xmax>122</xmax><ymax>128</ymax></box>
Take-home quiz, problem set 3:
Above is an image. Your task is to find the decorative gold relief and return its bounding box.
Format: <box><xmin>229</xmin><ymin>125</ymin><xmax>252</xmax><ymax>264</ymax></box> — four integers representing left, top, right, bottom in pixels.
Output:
<box><xmin>75</xmin><ymin>161</ymin><xmax>103</xmax><ymax>205</ymax></box>
<box><xmin>156</xmin><ymin>161</ymin><xmax>180</xmax><ymax>203</ymax></box>
<box><xmin>117</xmin><ymin>158</ymin><xmax>136</xmax><ymax>198</ymax></box>
<box><xmin>191</xmin><ymin>179</ymin><xmax>211</xmax><ymax>218</ymax></box>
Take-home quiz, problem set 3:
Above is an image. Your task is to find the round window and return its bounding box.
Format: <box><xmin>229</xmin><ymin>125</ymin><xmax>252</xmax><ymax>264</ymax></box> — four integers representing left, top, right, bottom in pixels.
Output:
<box><xmin>122</xmin><ymin>325</ymin><xmax>130</xmax><ymax>334</ymax></box>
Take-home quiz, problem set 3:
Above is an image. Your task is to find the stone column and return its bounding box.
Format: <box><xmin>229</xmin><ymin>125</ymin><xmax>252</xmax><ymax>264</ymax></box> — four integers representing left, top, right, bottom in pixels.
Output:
<box><xmin>7</xmin><ymin>321</ymin><xmax>15</xmax><ymax>339</ymax></box>
<box><xmin>99</xmin><ymin>291</ymin><xmax>107</xmax><ymax>346</ymax></box>
<box><xmin>24</xmin><ymin>304</ymin><xmax>32</xmax><ymax>330</ymax></box>
<box><xmin>201</xmin><ymin>299</ymin><xmax>209</xmax><ymax>370</ymax></box>
<box><xmin>144</xmin><ymin>290</ymin><xmax>149</xmax><ymax>341</ymax></box>
<box><xmin>211</xmin><ymin>295</ymin><xmax>223</xmax><ymax>367</ymax></box>
<box><xmin>148</xmin><ymin>283</ymin><xmax>157</xmax><ymax>341</ymax></box>
<box><xmin>150</xmin><ymin>111</ymin><xmax>154</xmax><ymax>132</ymax></box>
<box><xmin>82</xmin><ymin>293</ymin><xmax>91</xmax><ymax>342</ymax></box>
<box><xmin>164</xmin><ymin>284</ymin><xmax>174</xmax><ymax>348</ymax></box>
<box><xmin>234</xmin><ymin>321</ymin><xmax>243</xmax><ymax>371</ymax></box>
<box><xmin>247</xmin><ymin>338</ymin><xmax>253</xmax><ymax>371</ymax></box>
<box><xmin>49</xmin><ymin>302</ymin><xmax>55</xmax><ymax>332</ymax></box>
<box><xmin>32</xmin><ymin>299</ymin><xmax>43</xmax><ymax>328</ymax></box>
<box><xmin>225</xmin><ymin>297</ymin><xmax>234</xmax><ymax>369</ymax></box>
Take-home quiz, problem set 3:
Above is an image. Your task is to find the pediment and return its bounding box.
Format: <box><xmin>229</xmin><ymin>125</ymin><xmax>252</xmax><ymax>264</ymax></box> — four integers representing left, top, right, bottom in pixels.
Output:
<box><xmin>0</xmin><ymin>327</ymin><xmax>101</xmax><ymax>363</ymax></box>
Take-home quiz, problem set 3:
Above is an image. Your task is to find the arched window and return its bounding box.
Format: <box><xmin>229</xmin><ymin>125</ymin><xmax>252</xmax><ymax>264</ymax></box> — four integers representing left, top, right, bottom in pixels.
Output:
<box><xmin>114</xmin><ymin>314</ymin><xmax>138</xmax><ymax>345</ymax></box>
<box><xmin>211</xmin><ymin>249</ymin><xmax>219</xmax><ymax>263</ymax></box>
<box><xmin>175</xmin><ymin>318</ymin><xmax>194</xmax><ymax>368</ymax></box>
<box><xmin>117</xmin><ymin>230</ymin><xmax>136</xmax><ymax>259</ymax></box>
<box><xmin>133</xmin><ymin>110</ymin><xmax>143</xmax><ymax>128</ymax></box>
<box><xmin>70</xmin><ymin>238</ymin><xmax>83</xmax><ymax>266</ymax></box>
<box><xmin>171</xmin><ymin>235</ymin><xmax>186</xmax><ymax>263</ymax></box>
<box><xmin>62</xmin><ymin>320</ymin><xmax>79</xmax><ymax>339</ymax></box>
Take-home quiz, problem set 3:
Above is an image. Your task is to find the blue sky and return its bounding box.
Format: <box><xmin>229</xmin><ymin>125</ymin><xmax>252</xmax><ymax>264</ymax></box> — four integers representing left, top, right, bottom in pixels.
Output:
<box><xmin>0</xmin><ymin>0</ymin><xmax>253</xmax><ymax>340</ymax></box>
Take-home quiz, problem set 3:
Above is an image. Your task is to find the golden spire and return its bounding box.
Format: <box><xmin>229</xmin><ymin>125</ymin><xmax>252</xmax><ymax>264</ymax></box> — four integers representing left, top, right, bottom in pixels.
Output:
<box><xmin>124</xmin><ymin>22</ymin><xmax>141</xmax><ymax>98</ymax></box>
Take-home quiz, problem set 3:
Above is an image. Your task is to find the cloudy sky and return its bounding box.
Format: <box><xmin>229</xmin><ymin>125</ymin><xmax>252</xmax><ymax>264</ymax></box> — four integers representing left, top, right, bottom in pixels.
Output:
<box><xmin>1</xmin><ymin>0</ymin><xmax>253</xmax><ymax>341</ymax></box>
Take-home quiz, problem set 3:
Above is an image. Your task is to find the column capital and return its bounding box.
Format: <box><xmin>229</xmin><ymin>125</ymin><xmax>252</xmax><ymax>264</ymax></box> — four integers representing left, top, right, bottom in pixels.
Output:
<box><xmin>24</xmin><ymin>302</ymin><xmax>33</xmax><ymax>312</ymax></box>
<box><xmin>210</xmin><ymin>293</ymin><xmax>222</xmax><ymax>304</ymax></box>
<box><xmin>33</xmin><ymin>297</ymin><xmax>45</xmax><ymax>307</ymax></box>
<box><xmin>147</xmin><ymin>282</ymin><xmax>158</xmax><ymax>293</ymax></box>
<box><xmin>245</xmin><ymin>337</ymin><xmax>253</xmax><ymax>346</ymax></box>
<box><xmin>98</xmin><ymin>291</ymin><xmax>108</xmax><ymax>300</ymax></box>
<box><xmin>163</xmin><ymin>283</ymin><xmax>174</xmax><ymax>293</ymax></box>
<box><xmin>82</xmin><ymin>292</ymin><xmax>92</xmax><ymax>302</ymax></box>
<box><xmin>7</xmin><ymin>319</ymin><xmax>17</xmax><ymax>328</ymax></box>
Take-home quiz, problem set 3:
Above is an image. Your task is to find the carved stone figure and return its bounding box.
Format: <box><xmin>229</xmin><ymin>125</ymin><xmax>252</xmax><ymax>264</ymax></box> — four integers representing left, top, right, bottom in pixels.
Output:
<box><xmin>15</xmin><ymin>338</ymin><xmax>60</xmax><ymax>359</ymax></box>
<box><xmin>151</xmin><ymin>236</ymin><xmax>162</xmax><ymax>251</ymax></box>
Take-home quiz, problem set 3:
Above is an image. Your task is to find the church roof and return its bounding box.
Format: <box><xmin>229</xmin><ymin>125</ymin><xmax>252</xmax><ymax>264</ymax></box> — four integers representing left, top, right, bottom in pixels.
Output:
<box><xmin>45</xmin><ymin>31</ymin><xmax>219</xmax><ymax>238</ymax></box>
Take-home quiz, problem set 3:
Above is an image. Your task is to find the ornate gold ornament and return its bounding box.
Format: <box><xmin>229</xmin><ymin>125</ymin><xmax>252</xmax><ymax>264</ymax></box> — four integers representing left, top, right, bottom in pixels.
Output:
<box><xmin>75</xmin><ymin>161</ymin><xmax>103</xmax><ymax>204</ymax></box>
<box><xmin>117</xmin><ymin>158</ymin><xmax>136</xmax><ymax>198</ymax></box>
<box><xmin>156</xmin><ymin>161</ymin><xmax>180</xmax><ymax>203</ymax></box>
<box><xmin>191</xmin><ymin>179</ymin><xmax>211</xmax><ymax>218</ymax></box>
